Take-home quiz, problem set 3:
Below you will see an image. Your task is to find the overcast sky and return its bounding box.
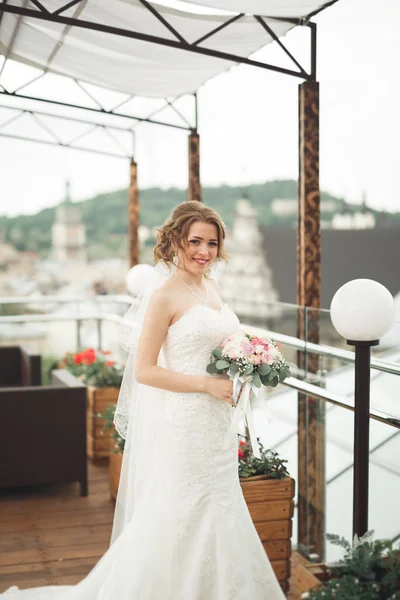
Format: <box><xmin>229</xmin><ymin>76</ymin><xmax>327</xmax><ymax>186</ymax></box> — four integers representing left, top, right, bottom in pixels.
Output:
<box><xmin>1</xmin><ymin>0</ymin><xmax>400</xmax><ymax>217</ymax></box>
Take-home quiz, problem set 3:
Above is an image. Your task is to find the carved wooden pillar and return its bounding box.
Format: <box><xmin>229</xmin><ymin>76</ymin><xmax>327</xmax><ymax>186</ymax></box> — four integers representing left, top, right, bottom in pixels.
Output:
<box><xmin>128</xmin><ymin>159</ymin><xmax>139</xmax><ymax>268</ymax></box>
<box><xmin>188</xmin><ymin>130</ymin><xmax>201</xmax><ymax>202</ymax></box>
<box><xmin>297</xmin><ymin>80</ymin><xmax>325</xmax><ymax>560</ymax></box>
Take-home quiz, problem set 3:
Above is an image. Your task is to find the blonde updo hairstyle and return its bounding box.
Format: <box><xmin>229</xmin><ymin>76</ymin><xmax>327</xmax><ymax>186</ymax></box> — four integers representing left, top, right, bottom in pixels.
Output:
<box><xmin>154</xmin><ymin>201</ymin><xmax>227</xmax><ymax>270</ymax></box>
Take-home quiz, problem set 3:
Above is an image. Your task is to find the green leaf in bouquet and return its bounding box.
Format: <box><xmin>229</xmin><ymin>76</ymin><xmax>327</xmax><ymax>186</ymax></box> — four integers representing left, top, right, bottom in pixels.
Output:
<box><xmin>268</xmin><ymin>369</ymin><xmax>277</xmax><ymax>380</ymax></box>
<box><xmin>279</xmin><ymin>369</ymin><xmax>287</xmax><ymax>383</ymax></box>
<box><xmin>260</xmin><ymin>375</ymin><xmax>270</xmax><ymax>386</ymax></box>
<box><xmin>253</xmin><ymin>371</ymin><xmax>262</xmax><ymax>388</ymax></box>
<box><xmin>216</xmin><ymin>359</ymin><xmax>230</xmax><ymax>370</ymax></box>
<box><xmin>212</xmin><ymin>349</ymin><xmax>223</xmax><ymax>359</ymax></box>
<box><xmin>229</xmin><ymin>362</ymin><xmax>239</xmax><ymax>374</ymax></box>
<box><xmin>206</xmin><ymin>363</ymin><xmax>218</xmax><ymax>374</ymax></box>
<box><xmin>243</xmin><ymin>364</ymin><xmax>254</xmax><ymax>375</ymax></box>
<box><xmin>271</xmin><ymin>376</ymin><xmax>279</xmax><ymax>387</ymax></box>
<box><xmin>258</xmin><ymin>363</ymin><xmax>271</xmax><ymax>376</ymax></box>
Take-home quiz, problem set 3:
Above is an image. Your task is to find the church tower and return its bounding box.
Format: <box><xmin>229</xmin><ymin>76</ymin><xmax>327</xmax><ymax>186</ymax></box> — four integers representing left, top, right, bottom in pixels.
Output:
<box><xmin>219</xmin><ymin>198</ymin><xmax>280</xmax><ymax>321</ymax></box>
<box><xmin>52</xmin><ymin>180</ymin><xmax>86</xmax><ymax>263</ymax></box>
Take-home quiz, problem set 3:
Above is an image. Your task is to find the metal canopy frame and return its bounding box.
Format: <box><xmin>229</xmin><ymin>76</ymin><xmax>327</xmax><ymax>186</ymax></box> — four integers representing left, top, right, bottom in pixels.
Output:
<box><xmin>0</xmin><ymin>0</ymin><xmax>333</xmax><ymax>156</ymax></box>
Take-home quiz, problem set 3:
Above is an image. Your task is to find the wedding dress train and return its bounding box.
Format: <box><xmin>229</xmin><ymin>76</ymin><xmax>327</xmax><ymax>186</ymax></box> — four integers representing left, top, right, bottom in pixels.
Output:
<box><xmin>2</xmin><ymin>303</ymin><xmax>285</xmax><ymax>599</ymax></box>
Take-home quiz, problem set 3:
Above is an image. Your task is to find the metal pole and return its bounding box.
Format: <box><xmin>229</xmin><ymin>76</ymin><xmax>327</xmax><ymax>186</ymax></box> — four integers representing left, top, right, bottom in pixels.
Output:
<box><xmin>76</xmin><ymin>319</ymin><xmax>82</xmax><ymax>351</ymax></box>
<box><xmin>348</xmin><ymin>338</ymin><xmax>379</xmax><ymax>537</ymax></box>
<box><xmin>97</xmin><ymin>319</ymin><xmax>102</xmax><ymax>351</ymax></box>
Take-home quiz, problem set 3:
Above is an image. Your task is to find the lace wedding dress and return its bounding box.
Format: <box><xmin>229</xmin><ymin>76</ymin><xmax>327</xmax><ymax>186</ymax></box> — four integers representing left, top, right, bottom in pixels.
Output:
<box><xmin>2</xmin><ymin>303</ymin><xmax>286</xmax><ymax>600</ymax></box>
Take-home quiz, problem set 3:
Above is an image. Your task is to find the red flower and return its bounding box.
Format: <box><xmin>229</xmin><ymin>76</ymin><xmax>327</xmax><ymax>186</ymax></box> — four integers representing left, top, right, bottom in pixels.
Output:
<box><xmin>106</xmin><ymin>360</ymin><xmax>115</xmax><ymax>367</ymax></box>
<box><xmin>82</xmin><ymin>348</ymin><xmax>96</xmax><ymax>357</ymax></box>
<box><xmin>103</xmin><ymin>350</ymin><xmax>112</xmax><ymax>355</ymax></box>
<box><xmin>82</xmin><ymin>358</ymin><xmax>94</xmax><ymax>365</ymax></box>
<box><xmin>73</xmin><ymin>354</ymin><xmax>82</xmax><ymax>365</ymax></box>
<box><xmin>239</xmin><ymin>440</ymin><xmax>247</xmax><ymax>447</ymax></box>
<box><xmin>80</xmin><ymin>348</ymin><xmax>96</xmax><ymax>365</ymax></box>
<box><xmin>238</xmin><ymin>449</ymin><xmax>244</xmax><ymax>459</ymax></box>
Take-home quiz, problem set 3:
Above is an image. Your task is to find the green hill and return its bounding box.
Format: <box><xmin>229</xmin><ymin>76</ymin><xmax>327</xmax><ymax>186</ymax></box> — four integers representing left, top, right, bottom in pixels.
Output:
<box><xmin>0</xmin><ymin>180</ymin><xmax>394</xmax><ymax>259</ymax></box>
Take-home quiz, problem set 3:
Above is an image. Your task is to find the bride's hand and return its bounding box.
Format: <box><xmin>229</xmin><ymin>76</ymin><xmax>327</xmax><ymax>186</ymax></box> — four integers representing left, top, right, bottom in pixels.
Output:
<box><xmin>204</xmin><ymin>377</ymin><xmax>234</xmax><ymax>405</ymax></box>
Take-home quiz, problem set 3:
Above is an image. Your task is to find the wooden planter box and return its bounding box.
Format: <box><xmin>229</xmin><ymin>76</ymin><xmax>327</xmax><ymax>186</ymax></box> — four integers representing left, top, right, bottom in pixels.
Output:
<box><xmin>109</xmin><ymin>452</ymin><xmax>123</xmax><ymax>500</ymax></box>
<box><xmin>240</xmin><ymin>476</ymin><xmax>295</xmax><ymax>595</ymax></box>
<box><xmin>86</xmin><ymin>386</ymin><xmax>119</xmax><ymax>460</ymax></box>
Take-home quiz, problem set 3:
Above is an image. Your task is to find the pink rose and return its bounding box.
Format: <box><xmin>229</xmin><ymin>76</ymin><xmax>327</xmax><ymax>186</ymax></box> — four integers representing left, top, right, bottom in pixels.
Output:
<box><xmin>262</xmin><ymin>351</ymin><xmax>274</xmax><ymax>365</ymax></box>
<box><xmin>240</xmin><ymin>341</ymin><xmax>254</xmax><ymax>355</ymax></box>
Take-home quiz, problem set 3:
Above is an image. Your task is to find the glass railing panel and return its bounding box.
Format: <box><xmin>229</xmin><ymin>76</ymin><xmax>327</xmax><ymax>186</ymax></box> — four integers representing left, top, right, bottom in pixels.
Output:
<box><xmin>368</xmin><ymin>424</ymin><xmax>400</xmax><ymax>542</ymax></box>
<box><xmin>252</xmin><ymin>386</ymin><xmax>299</xmax><ymax>549</ymax></box>
<box><xmin>370</xmin><ymin>318</ymin><xmax>400</xmax><ymax>422</ymax></box>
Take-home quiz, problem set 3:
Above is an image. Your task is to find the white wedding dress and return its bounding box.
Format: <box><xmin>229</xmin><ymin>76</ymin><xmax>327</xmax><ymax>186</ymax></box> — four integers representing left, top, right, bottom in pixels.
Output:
<box><xmin>2</xmin><ymin>303</ymin><xmax>285</xmax><ymax>600</ymax></box>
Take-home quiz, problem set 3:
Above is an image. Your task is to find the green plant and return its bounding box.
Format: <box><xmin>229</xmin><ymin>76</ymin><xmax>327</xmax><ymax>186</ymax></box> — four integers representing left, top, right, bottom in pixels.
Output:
<box><xmin>238</xmin><ymin>436</ymin><xmax>290</xmax><ymax>479</ymax></box>
<box><xmin>41</xmin><ymin>355</ymin><xmax>59</xmax><ymax>385</ymax></box>
<box><xmin>304</xmin><ymin>532</ymin><xmax>400</xmax><ymax>600</ymax></box>
<box><xmin>98</xmin><ymin>403</ymin><xmax>125</xmax><ymax>454</ymax></box>
<box><xmin>58</xmin><ymin>348</ymin><xmax>124</xmax><ymax>388</ymax></box>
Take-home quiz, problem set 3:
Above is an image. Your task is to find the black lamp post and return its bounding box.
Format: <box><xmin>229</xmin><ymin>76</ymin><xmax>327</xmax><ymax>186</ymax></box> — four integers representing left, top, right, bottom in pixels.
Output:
<box><xmin>346</xmin><ymin>338</ymin><xmax>378</xmax><ymax>537</ymax></box>
<box><xmin>330</xmin><ymin>279</ymin><xmax>394</xmax><ymax>539</ymax></box>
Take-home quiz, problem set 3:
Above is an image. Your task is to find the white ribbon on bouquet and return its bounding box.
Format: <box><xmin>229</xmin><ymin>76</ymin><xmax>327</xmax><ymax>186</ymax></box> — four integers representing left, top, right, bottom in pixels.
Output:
<box><xmin>223</xmin><ymin>370</ymin><xmax>261</xmax><ymax>459</ymax></box>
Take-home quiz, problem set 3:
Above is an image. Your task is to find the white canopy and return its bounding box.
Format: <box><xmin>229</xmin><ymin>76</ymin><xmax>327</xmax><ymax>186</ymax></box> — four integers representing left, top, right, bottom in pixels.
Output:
<box><xmin>0</xmin><ymin>1</ymin><xmax>335</xmax><ymax>98</ymax></box>
<box><xmin>178</xmin><ymin>1</ymin><xmax>331</xmax><ymax>19</ymax></box>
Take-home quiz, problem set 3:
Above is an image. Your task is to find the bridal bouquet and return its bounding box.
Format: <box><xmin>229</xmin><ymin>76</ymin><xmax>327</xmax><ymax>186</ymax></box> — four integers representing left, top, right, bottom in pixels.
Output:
<box><xmin>206</xmin><ymin>330</ymin><xmax>291</xmax><ymax>389</ymax></box>
<box><xmin>207</xmin><ymin>331</ymin><xmax>291</xmax><ymax>458</ymax></box>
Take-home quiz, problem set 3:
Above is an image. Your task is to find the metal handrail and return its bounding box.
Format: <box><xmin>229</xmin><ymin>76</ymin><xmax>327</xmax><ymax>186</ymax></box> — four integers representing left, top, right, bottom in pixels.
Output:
<box><xmin>283</xmin><ymin>377</ymin><xmax>400</xmax><ymax>430</ymax></box>
<box><xmin>1</xmin><ymin>301</ymin><xmax>399</xmax><ymax>428</ymax></box>
<box><xmin>0</xmin><ymin>294</ymin><xmax>133</xmax><ymax>305</ymax></box>
<box><xmin>247</xmin><ymin>326</ymin><xmax>400</xmax><ymax>376</ymax></box>
<box><xmin>1</xmin><ymin>298</ymin><xmax>399</xmax><ymax>375</ymax></box>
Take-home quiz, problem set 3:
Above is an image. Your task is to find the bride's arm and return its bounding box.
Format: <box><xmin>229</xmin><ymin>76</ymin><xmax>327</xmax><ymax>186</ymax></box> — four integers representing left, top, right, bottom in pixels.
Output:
<box><xmin>134</xmin><ymin>288</ymin><xmax>207</xmax><ymax>394</ymax></box>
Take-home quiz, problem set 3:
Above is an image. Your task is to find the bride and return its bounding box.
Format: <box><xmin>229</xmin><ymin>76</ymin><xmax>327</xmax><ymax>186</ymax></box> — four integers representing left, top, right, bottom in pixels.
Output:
<box><xmin>2</xmin><ymin>201</ymin><xmax>285</xmax><ymax>599</ymax></box>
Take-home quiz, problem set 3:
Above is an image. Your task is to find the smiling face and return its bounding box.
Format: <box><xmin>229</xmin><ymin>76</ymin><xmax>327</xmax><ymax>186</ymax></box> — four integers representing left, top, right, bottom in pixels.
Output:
<box><xmin>177</xmin><ymin>220</ymin><xmax>219</xmax><ymax>275</ymax></box>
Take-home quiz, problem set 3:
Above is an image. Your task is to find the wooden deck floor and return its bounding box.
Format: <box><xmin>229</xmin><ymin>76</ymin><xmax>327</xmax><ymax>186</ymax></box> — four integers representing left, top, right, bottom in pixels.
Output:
<box><xmin>0</xmin><ymin>460</ymin><xmax>304</xmax><ymax>597</ymax></box>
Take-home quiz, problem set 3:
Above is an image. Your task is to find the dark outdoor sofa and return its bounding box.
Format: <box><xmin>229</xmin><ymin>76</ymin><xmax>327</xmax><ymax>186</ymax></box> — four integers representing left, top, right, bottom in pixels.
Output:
<box><xmin>0</xmin><ymin>368</ymin><xmax>88</xmax><ymax>496</ymax></box>
<box><xmin>0</xmin><ymin>345</ymin><xmax>42</xmax><ymax>387</ymax></box>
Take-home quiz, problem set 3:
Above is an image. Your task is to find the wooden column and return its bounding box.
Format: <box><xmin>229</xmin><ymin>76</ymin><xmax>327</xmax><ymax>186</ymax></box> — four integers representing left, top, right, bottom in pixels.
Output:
<box><xmin>188</xmin><ymin>130</ymin><xmax>201</xmax><ymax>202</ymax></box>
<box><xmin>128</xmin><ymin>159</ymin><xmax>139</xmax><ymax>267</ymax></box>
<box><xmin>297</xmin><ymin>80</ymin><xmax>325</xmax><ymax>560</ymax></box>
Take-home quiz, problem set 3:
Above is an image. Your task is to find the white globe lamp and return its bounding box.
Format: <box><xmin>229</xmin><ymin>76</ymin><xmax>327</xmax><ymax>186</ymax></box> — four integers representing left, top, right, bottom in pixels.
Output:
<box><xmin>330</xmin><ymin>279</ymin><xmax>394</xmax><ymax>539</ymax></box>
<box><xmin>330</xmin><ymin>279</ymin><xmax>394</xmax><ymax>343</ymax></box>
<box><xmin>126</xmin><ymin>264</ymin><xmax>158</xmax><ymax>297</ymax></box>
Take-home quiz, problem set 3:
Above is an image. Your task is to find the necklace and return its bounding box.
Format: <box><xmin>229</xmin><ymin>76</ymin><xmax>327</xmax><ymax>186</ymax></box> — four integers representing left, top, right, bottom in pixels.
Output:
<box><xmin>175</xmin><ymin>272</ymin><xmax>208</xmax><ymax>306</ymax></box>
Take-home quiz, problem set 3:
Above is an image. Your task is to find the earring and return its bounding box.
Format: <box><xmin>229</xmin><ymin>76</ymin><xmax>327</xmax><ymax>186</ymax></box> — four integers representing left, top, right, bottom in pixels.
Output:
<box><xmin>172</xmin><ymin>254</ymin><xmax>179</xmax><ymax>267</ymax></box>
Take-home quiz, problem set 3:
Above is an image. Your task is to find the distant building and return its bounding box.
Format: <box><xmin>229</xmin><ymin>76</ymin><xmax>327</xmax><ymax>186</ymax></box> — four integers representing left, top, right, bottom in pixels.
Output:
<box><xmin>219</xmin><ymin>198</ymin><xmax>280</xmax><ymax>321</ymax></box>
<box><xmin>220</xmin><ymin>197</ymin><xmax>400</xmax><ymax>313</ymax></box>
<box><xmin>260</xmin><ymin>226</ymin><xmax>400</xmax><ymax>309</ymax></box>
<box><xmin>271</xmin><ymin>193</ymin><xmax>377</xmax><ymax>230</ymax></box>
<box><xmin>332</xmin><ymin>193</ymin><xmax>376</xmax><ymax>230</ymax></box>
<box><xmin>271</xmin><ymin>198</ymin><xmax>336</xmax><ymax>216</ymax></box>
<box><xmin>52</xmin><ymin>181</ymin><xmax>86</xmax><ymax>263</ymax></box>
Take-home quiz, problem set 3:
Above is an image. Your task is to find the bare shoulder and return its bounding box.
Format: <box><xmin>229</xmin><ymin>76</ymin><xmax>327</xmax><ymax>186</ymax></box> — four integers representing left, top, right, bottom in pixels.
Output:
<box><xmin>146</xmin><ymin>279</ymin><xmax>180</xmax><ymax>320</ymax></box>
<box><xmin>147</xmin><ymin>286</ymin><xmax>173</xmax><ymax>313</ymax></box>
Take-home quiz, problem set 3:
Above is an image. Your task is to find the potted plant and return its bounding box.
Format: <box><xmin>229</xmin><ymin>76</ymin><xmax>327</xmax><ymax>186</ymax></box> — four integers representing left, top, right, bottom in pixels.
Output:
<box><xmin>59</xmin><ymin>348</ymin><xmax>124</xmax><ymax>460</ymax></box>
<box><xmin>99</xmin><ymin>404</ymin><xmax>125</xmax><ymax>500</ymax></box>
<box><xmin>238</xmin><ymin>436</ymin><xmax>295</xmax><ymax>595</ymax></box>
<box><xmin>302</xmin><ymin>532</ymin><xmax>400</xmax><ymax>600</ymax></box>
